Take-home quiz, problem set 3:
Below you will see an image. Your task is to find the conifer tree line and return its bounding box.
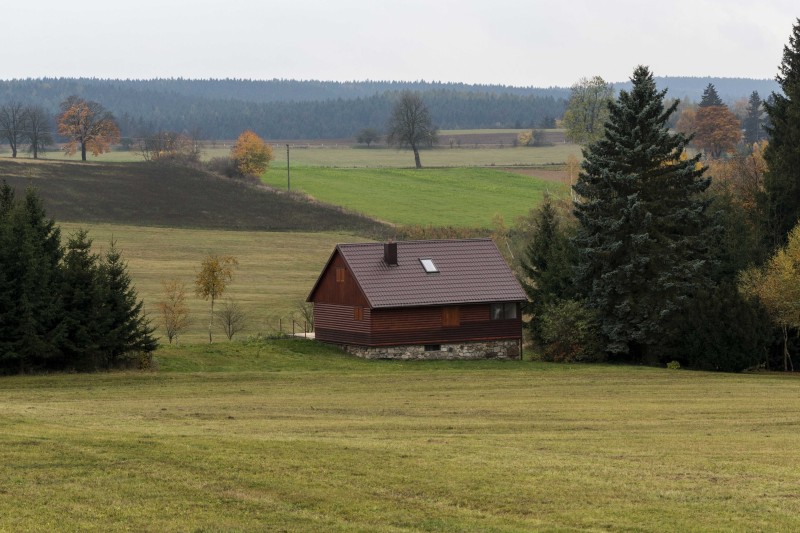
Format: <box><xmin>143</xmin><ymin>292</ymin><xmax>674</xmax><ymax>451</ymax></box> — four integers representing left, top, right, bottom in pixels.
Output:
<box><xmin>516</xmin><ymin>19</ymin><xmax>800</xmax><ymax>372</ymax></box>
<box><xmin>0</xmin><ymin>183</ymin><xmax>156</xmax><ymax>374</ymax></box>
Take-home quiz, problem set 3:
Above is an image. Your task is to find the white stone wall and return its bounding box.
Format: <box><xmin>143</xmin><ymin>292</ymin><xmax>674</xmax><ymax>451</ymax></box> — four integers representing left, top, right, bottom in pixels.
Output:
<box><xmin>342</xmin><ymin>339</ymin><xmax>521</xmax><ymax>360</ymax></box>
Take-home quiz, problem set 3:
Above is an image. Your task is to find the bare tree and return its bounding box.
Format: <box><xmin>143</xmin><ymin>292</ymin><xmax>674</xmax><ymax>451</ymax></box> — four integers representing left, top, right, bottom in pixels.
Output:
<box><xmin>139</xmin><ymin>129</ymin><xmax>200</xmax><ymax>165</ymax></box>
<box><xmin>387</xmin><ymin>91</ymin><xmax>438</xmax><ymax>169</ymax></box>
<box><xmin>24</xmin><ymin>106</ymin><xmax>53</xmax><ymax>159</ymax></box>
<box><xmin>217</xmin><ymin>299</ymin><xmax>247</xmax><ymax>341</ymax></box>
<box><xmin>158</xmin><ymin>279</ymin><xmax>191</xmax><ymax>344</ymax></box>
<box><xmin>0</xmin><ymin>102</ymin><xmax>27</xmax><ymax>158</ymax></box>
<box><xmin>294</xmin><ymin>301</ymin><xmax>314</xmax><ymax>332</ymax></box>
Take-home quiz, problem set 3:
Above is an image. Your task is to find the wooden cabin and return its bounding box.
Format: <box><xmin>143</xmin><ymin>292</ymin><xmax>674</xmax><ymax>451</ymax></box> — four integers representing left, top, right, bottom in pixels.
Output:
<box><xmin>307</xmin><ymin>239</ymin><xmax>526</xmax><ymax>359</ymax></box>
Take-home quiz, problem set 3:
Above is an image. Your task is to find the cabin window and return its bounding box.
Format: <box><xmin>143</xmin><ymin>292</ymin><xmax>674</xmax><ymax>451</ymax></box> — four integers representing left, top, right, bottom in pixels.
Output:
<box><xmin>336</xmin><ymin>267</ymin><xmax>345</xmax><ymax>283</ymax></box>
<box><xmin>424</xmin><ymin>344</ymin><xmax>441</xmax><ymax>352</ymax></box>
<box><xmin>353</xmin><ymin>306</ymin><xmax>363</xmax><ymax>321</ymax></box>
<box><xmin>442</xmin><ymin>306</ymin><xmax>460</xmax><ymax>327</ymax></box>
<box><xmin>420</xmin><ymin>258</ymin><xmax>439</xmax><ymax>273</ymax></box>
<box><xmin>491</xmin><ymin>303</ymin><xmax>518</xmax><ymax>320</ymax></box>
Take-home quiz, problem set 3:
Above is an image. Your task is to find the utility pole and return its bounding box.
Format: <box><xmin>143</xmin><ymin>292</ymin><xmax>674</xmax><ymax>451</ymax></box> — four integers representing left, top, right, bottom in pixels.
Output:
<box><xmin>286</xmin><ymin>144</ymin><xmax>290</xmax><ymax>191</ymax></box>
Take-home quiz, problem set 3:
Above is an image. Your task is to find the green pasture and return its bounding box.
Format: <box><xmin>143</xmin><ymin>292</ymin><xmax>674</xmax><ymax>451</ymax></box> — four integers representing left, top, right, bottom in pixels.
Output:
<box><xmin>60</xmin><ymin>223</ymin><xmax>367</xmax><ymax>343</ymax></box>
<box><xmin>2</xmin><ymin>342</ymin><xmax>799</xmax><ymax>531</ymax></box>
<box><xmin>261</xmin><ymin>166</ymin><xmax>567</xmax><ymax>228</ymax></box>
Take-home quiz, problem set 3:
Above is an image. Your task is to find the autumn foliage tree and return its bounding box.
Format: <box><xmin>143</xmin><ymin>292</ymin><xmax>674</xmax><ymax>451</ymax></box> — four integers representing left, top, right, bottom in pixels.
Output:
<box><xmin>739</xmin><ymin>222</ymin><xmax>800</xmax><ymax>371</ymax></box>
<box><xmin>158</xmin><ymin>279</ymin><xmax>190</xmax><ymax>344</ymax></box>
<box><xmin>56</xmin><ymin>96</ymin><xmax>120</xmax><ymax>161</ymax></box>
<box><xmin>195</xmin><ymin>254</ymin><xmax>238</xmax><ymax>343</ymax></box>
<box><xmin>231</xmin><ymin>130</ymin><xmax>273</xmax><ymax>176</ymax></box>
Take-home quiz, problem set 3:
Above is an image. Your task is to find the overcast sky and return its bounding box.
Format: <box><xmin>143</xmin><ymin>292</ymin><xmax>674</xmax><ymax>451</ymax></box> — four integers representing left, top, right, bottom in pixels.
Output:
<box><xmin>4</xmin><ymin>0</ymin><xmax>797</xmax><ymax>87</ymax></box>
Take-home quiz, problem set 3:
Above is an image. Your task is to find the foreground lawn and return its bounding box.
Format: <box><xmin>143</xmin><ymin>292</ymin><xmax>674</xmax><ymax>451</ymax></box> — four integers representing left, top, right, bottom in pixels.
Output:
<box><xmin>262</xmin><ymin>166</ymin><xmax>567</xmax><ymax>228</ymax></box>
<box><xmin>1</xmin><ymin>341</ymin><xmax>799</xmax><ymax>531</ymax></box>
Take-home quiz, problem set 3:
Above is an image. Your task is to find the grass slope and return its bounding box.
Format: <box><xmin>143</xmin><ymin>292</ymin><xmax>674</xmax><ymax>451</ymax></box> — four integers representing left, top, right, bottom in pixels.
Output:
<box><xmin>0</xmin><ymin>159</ymin><xmax>386</xmax><ymax>234</ymax></box>
<box><xmin>1</xmin><ymin>341</ymin><xmax>799</xmax><ymax>531</ymax></box>
<box><xmin>262</xmin><ymin>166</ymin><xmax>567</xmax><ymax>228</ymax></box>
<box><xmin>59</xmin><ymin>223</ymin><xmax>367</xmax><ymax>343</ymax></box>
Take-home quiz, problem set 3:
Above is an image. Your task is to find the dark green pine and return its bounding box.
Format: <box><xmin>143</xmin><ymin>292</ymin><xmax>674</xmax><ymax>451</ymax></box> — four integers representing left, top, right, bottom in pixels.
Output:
<box><xmin>98</xmin><ymin>240</ymin><xmax>157</xmax><ymax>364</ymax></box>
<box><xmin>743</xmin><ymin>91</ymin><xmax>764</xmax><ymax>144</ymax></box>
<box><xmin>699</xmin><ymin>83</ymin><xmax>724</xmax><ymax>107</ymax></box>
<box><xmin>761</xmin><ymin>18</ymin><xmax>800</xmax><ymax>249</ymax></box>
<box><xmin>573</xmin><ymin>65</ymin><xmax>716</xmax><ymax>360</ymax></box>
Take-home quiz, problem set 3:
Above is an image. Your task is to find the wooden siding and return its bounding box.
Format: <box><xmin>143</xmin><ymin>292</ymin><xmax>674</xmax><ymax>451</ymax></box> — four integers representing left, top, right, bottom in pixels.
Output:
<box><xmin>369</xmin><ymin>304</ymin><xmax>521</xmax><ymax>346</ymax></box>
<box><xmin>310</xmin><ymin>252</ymin><xmax>370</xmax><ymax>307</ymax></box>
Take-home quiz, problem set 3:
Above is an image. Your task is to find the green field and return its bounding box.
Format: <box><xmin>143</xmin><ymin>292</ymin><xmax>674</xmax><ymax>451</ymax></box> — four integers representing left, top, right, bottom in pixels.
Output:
<box><xmin>262</xmin><ymin>166</ymin><xmax>567</xmax><ymax>228</ymax></box>
<box><xmin>2</xmin><ymin>342</ymin><xmax>799</xmax><ymax>531</ymax></box>
<box><xmin>60</xmin><ymin>223</ymin><xmax>367</xmax><ymax>343</ymax></box>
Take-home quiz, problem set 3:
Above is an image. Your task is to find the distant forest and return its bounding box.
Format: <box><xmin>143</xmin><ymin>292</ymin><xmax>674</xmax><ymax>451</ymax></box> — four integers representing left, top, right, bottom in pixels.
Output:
<box><xmin>0</xmin><ymin>77</ymin><xmax>781</xmax><ymax>140</ymax></box>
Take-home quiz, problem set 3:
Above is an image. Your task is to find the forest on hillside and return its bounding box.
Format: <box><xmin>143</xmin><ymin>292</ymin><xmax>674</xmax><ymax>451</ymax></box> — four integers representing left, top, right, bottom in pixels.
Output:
<box><xmin>0</xmin><ymin>77</ymin><xmax>779</xmax><ymax>140</ymax></box>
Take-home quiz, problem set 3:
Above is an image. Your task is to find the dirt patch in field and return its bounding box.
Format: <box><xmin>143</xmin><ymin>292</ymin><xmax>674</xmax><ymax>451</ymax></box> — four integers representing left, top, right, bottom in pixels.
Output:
<box><xmin>503</xmin><ymin>168</ymin><xmax>570</xmax><ymax>184</ymax></box>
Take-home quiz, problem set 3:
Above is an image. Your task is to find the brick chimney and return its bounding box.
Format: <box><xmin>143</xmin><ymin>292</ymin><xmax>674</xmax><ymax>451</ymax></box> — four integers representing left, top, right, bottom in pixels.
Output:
<box><xmin>384</xmin><ymin>241</ymin><xmax>398</xmax><ymax>266</ymax></box>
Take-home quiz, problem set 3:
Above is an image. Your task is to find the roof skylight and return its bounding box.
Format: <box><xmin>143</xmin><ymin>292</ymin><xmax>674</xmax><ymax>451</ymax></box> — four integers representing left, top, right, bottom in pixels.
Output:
<box><xmin>420</xmin><ymin>258</ymin><xmax>439</xmax><ymax>273</ymax></box>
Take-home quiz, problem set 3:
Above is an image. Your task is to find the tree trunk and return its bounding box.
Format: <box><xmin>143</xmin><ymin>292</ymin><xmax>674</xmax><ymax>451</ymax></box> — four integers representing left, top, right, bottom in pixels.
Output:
<box><xmin>783</xmin><ymin>325</ymin><xmax>789</xmax><ymax>372</ymax></box>
<box><xmin>32</xmin><ymin>144</ymin><xmax>38</xmax><ymax>159</ymax></box>
<box><xmin>11</xmin><ymin>145</ymin><xmax>17</xmax><ymax>158</ymax></box>
<box><xmin>412</xmin><ymin>145</ymin><xmax>422</xmax><ymax>169</ymax></box>
<box><xmin>208</xmin><ymin>297</ymin><xmax>215</xmax><ymax>343</ymax></box>
<box><xmin>81</xmin><ymin>142</ymin><xmax>87</xmax><ymax>161</ymax></box>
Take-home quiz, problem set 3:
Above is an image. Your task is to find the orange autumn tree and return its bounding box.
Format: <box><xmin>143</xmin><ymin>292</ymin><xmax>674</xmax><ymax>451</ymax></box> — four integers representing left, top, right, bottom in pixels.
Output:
<box><xmin>231</xmin><ymin>130</ymin><xmax>273</xmax><ymax>176</ymax></box>
<box><xmin>57</xmin><ymin>96</ymin><xmax>120</xmax><ymax>161</ymax></box>
<box><xmin>693</xmin><ymin>105</ymin><xmax>742</xmax><ymax>158</ymax></box>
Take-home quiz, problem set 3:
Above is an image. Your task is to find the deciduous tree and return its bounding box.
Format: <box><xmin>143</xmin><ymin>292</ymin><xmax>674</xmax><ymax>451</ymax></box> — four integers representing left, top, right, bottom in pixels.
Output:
<box><xmin>573</xmin><ymin>66</ymin><xmax>716</xmax><ymax>361</ymax></box>
<box><xmin>23</xmin><ymin>106</ymin><xmax>52</xmax><ymax>159</ymax></box>
<box><xmin>158</xmin><ymin>279</ymin><xmax>190</xmax><ymax>344</ymax></box>
<box><xmin>0</xmin><ymin>101</ymin><xmax>27</xmax><ymax>158</ymax></box>
<box><xmin>739</xmin><ymin>221</ymin><xmax>800</xmax><ymax>371</ymax></box>
<box><xmin>761</xmin><ymin>18</ymin><xmax>800</xmax><ymax>249</ymax></box>
<box><xmin>693</xmin><ymin>105</ymin><xmax>742</xmax><ymax>158</ymax></box>
<box><xmin>56</xmin><ymin>96</ymin><xmax>120</xmax><ymax>161</ymax></box>
<box><xmin>195</xmin><ymin>254</ymin><xmax>238</xmax><ymax>343</ymax></box>
<box><xmin>562</xmin><ymin>76</ymin><xmax>613</xmax><ymax>145</ymax></box>
<box><xmin>230</xmin><ymin>130</ymin><xmax>273</xmax><ymax>176</ymax></box>
<box><xmin>356</xmin><ymin>128</ymin><xmax>380</xmax><ymax>147</ymax></box>
<box><xmin>387</xmin><ymin>91</ymin><xmax>437</xmax><ymax>169</ymax></box>
<box><xmin>217</xmin><ymin>299</ymin><xmax>246</xmax><ymax>341</ymax></box>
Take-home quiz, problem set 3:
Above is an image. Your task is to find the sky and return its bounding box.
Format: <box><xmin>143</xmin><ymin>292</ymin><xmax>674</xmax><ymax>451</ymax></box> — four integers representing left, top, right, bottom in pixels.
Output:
<box><xmin>4</xmin><ymin>0</ymin><xmax>797</xmax><ymax>87</ymax></box>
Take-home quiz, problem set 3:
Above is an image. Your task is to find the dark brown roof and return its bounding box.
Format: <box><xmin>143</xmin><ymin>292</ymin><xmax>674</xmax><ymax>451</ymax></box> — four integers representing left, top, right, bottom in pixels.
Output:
<box><xmin>310</xmin><ymin>239</ymin><xmax>527</xmax><ymax>308</ymax></box>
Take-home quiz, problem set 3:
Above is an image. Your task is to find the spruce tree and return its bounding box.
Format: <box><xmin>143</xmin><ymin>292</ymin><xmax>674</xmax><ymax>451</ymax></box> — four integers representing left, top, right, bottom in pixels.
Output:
<box><xmin>699</xmin><ymin>83</ymin><xmax>724</xmax><ymax>107</ymax></box>
<box><xmin>99</xmin><ymin>240</ymin><xmax>157</xmax><ymax>364</ymax></box>
<box><xmin>60</xmin><ymin>229</ymin><xmax>106</xmax><ymax>370</ymax></box>
<box><xmin>573</xmin><ymin>66</ymin><xmax>715</xmax><ymax>360</ymax></box>
<box><xmin>520</xmin><ymin>195</ymin><xmax>577</xmax><ymax>339</ymax></box>
<box><xmin>761</xmin><ymin>19</ymin><xmax>800</xmax><ymax>248</ymax></box>
<box><xmin>743</xmin><ymin>91</ymin><xmax>764</xmax><ymax>145</ymax></box>
<box><xmin>0</xmin><ymin>188</ymin><xmax>64</xmax><ymax>373</ymax></box>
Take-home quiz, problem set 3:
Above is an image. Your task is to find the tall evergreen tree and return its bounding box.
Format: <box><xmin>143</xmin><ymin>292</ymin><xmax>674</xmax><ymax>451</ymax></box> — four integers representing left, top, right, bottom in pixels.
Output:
<box><xmin>573</xmin><ymin>66</ymin><xmax>715</xmax><ymax>361</ymax></box>
<box><xmin>520</xmin><ymin>195</ymin><xmax>577</xmax><ymax>339</ymax></box>
<box><xmin>699</xmin><ymin>83</ymin><xmax>724</xmax><ymax>107</ymax></box>
<box><xmin>60</xmin><ymin>229</ymin><xmax>106</xmax><ymax>370</ymax></box>
<box><xmin>743</xmin><ymin>91</ymin><xmax>764</xmax><ymax>145</ymax></box>
<box><xmin>761</xmin><ymin>19</ymin><xmax>800</xmax><ymax>249</ymax></box>
<box><xmin>0</xmin><ymin>187</ymin><xmax>64</xmax><ymax>373</ymax></box>
<box><xmin>98</xmin><ymin>240</ymin><xmax>157</xmax><ymax>364</ymax></box>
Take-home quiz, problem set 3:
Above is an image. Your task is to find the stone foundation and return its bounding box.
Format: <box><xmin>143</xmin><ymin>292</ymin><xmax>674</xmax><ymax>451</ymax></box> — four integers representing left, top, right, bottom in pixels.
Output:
<box><xmin>341</xmin><ymin>339</ymin><xmax>521</xmax><ymax>360</ymax></box>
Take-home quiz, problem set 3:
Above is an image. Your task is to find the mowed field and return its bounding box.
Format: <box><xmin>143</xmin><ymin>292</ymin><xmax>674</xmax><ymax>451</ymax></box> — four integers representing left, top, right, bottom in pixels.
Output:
<box><xmin>2</xmin><ymin>343</ymin><xmax>799</xmax><ymax>531</ymax></box>
<box><xmin>60</xmin><ymin>223</ymin><xmax>367</xmax><ymax>343</ymax></box>
<box><xmin>261</xmin><ymin>166</ymin><xmax>568</xmax><ymax>228</ymax></box>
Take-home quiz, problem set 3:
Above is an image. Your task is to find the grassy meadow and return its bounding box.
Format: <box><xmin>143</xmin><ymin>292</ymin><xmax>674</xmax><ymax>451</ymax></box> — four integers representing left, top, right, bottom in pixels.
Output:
<box><xmin>0</xmin><ymin>142</ymin><xmax>580</xmax><ymax>169</ymax></box>
<box><xmin>2</xmin><ymin>341</ymin><xmax>799</xmax><ymax>531</ymax></box>
<box><xmin>61</xmin><ymin>223</ymin><xmax>367</xmax><ymax>343</ymax></box>
<box><xmin>261</xmin><ymin>166</ymin><xmax>568</xmax><ymax>228</ymax></box>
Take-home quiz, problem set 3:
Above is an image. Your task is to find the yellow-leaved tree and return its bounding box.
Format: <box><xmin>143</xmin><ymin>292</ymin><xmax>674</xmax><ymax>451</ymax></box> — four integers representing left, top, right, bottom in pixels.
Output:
<box><xmin>195</xmin><ymin>255</ymin><xmax>238</xmax><ymax>343</ymax></box>
<box><xmin>56</xmin><ymin>96</ymin><xmax>120</xmax><ymax>161</ymax></box>
<box><xmin>739</xmin><ymin>222</ymin><xmax>800</xmax><ymax>371</ymax></box>
<box><xmin>231</xmin><ymin>130</ymin><xmax>273</xmax><ymax>176</ymax></box>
